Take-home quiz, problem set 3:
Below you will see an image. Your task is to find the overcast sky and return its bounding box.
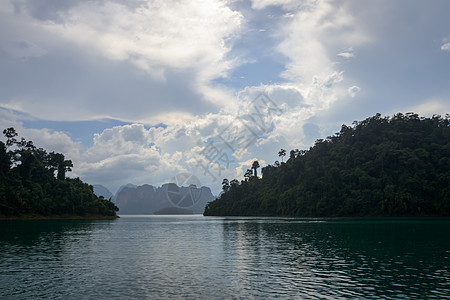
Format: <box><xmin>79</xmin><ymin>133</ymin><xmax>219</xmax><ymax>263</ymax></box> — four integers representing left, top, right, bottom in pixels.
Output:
<box><xmin>1</xmin><ymin>0</ymin><xmax>449</xmax><ymax>195</ymax></box>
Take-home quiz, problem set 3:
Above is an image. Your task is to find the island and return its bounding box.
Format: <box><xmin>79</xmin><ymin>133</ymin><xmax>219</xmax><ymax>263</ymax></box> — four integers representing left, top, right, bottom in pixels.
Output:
<box><xmin>204</xmin><ymin>113</ymin><xmax>450</xmax><ymax>217</ymax></box>
<box><xmin>0</xmin><ymin>128</ymin><xmax>119</xmax><ymax>219</ymax></box>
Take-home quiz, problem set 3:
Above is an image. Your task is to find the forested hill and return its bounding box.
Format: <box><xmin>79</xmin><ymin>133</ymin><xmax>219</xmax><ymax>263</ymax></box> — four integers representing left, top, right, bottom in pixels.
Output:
<box><xmin>0</xmin><ymin>128</ymin><xmax>118</xmax><ymax>219</ymax></box>
<box><xmin>204</xmin><ymin>113</ymin><xmax>450</xmax><ymax>217</ymax></box>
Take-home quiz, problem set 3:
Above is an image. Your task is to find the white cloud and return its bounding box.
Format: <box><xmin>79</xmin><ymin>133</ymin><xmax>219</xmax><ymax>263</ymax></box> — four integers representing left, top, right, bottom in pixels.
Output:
<box><xmin>407</xmin><ymin>99</ymin><xmax>450</xmax><ymax>117</ymax></box>
<box><xmin>238</xmin><ymin>0</ymin><xmax>369</xmax><ymax>152</ymax></box>
<box><xmin>441</xmin><ymin>43</ymin><xmax>450</xmax><ymax>52</ymax></box>
<box><xmin>250</xmin><ymin>0</ymin><xmax>303</xmax><ymax>11</ymax></box>
<box><xmin>338</xmin><ymin>52</ymin><xmax>354</xmax><ymax>59</ymax></box>
<box><xmin>262</xmin><ymin>0</ymin><xmax>367</xmax><ymax>116</ymax></box>
<box><xmin>73</xmin><ymin>116</ymin><xmax>243</xmax><ymax>193</ymax></box>
<box><xmin>338</xmin><ymin>47</ymin><xmax>355</xmax><ymax>59</ymax></box>
<box><xmin>77</xmin><ymin>124</ymin><xmax>167</xmax><ymax>191</ymax></box>
<box><xmin>348</xmin><ymin>85</ymin><xmax>361</xmax><ymax>98</ymax></box>
<box><xmin>49</xmin><ymin>1</ymin><xmax>241</xmax><ymax>75</ymax></box>
<box><xmin>44</xmin><ymin>0</ymin><xmax>243</xmax><ymax>107</ymax></box>
<box><xmin>0</xmin><ymin>0</ymin><xmax>242</xmax><ymax>122</ymax></box>
<box><xmin>0</xmin><ymin>113</ymin><xmax>83</xmax><ymax>167</ymax></box>
<box><xmin>6</xmin><ymin>0</ymin><xmax>449</xmax><ymax>197</ymax></box>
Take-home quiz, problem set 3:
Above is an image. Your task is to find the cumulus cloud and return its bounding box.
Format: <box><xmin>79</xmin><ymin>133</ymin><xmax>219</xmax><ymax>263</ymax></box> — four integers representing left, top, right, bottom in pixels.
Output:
<box><xmin>9</xmin><ymin>0</ymin><xmax>450</xmax><ymax>197</ymax></box>
<box><xmin>77</xmin><ymin>124</ymin><xmax>168</xmax><ymax>191</ymax></box>
<box><xmin>0</xmin><ymin>0</ymin><xmax>242</xmax><ymax>122</ymax></box>
<box><xmin>441</xmin><ymin>43</ymin><xmax>450</xmax><ymax>52</ymax></box>
<box><xmin>47</xmin><ymin>1</ymin><xmax>241</xmax><ymax>78</ymax></box>
<box><xmin>348</xmin><ymin>85</ymin><xmax>361</xmax><ymax>98</ymax></box>
<box><xmin>275</xmin><ymin>0</ymin><xmax>361</xmax><ymax>84</ymax></box>
<box><xmin>242</xmin><ymin>0</ymin><xmax>369</xmax><ymax>149</ymax></box>
<box><xmin>0</xmin><ymin>112</ymin><xmax>83</xmax><ymax>167</ymax></box>
<box><xmin>245</xmin><ymin>0</ymin><xmax>367</xmax><ymax>128</ymax></box>
<box><xmin>72</xmin><ymin>116</ymin><xmax>243</xmax><ymax>193</ymax></box>
<box><xmin>338</xmin><ymin>47</ymin><xmax>355</xmax><ymax>59</ymax></box>
<box><xmin>407</xmin><ymin>99</ymin><xmax>450</xmax><ymax>117</ymax></box>
<box><xmin>41</xmin><ymin>0</ymin><xmax>242</xmax><ymax>111</ymax></box>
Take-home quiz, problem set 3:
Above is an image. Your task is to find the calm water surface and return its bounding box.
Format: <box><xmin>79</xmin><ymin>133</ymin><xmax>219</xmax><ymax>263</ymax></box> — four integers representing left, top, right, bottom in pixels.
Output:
<box><xmin>1</xmin><ymin>216</ymin><xmax>449</xmax><ymax>299</ymax></box>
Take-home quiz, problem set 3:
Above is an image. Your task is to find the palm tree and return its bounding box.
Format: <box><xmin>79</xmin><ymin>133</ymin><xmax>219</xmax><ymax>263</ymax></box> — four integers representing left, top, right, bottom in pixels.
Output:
<box><xmin>278</xmin><ymin>149</ymin><xmax>286</xmax><ymax>162</ymax></box>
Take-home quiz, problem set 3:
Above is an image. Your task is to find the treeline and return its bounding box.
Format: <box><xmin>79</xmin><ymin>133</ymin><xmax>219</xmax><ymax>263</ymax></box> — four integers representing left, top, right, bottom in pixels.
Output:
<box><xmin>204</xmin><ymin>113</ymin><xmax>450</xmax><ymax>217</ymax></box>
<box><xmin>0</xmin><ymin>128</ymin><xmax>118</xmax><ymax>218</ymax></box>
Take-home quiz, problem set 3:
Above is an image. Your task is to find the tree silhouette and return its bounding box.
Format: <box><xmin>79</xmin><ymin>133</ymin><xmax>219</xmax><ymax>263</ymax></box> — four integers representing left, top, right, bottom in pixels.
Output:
<box><xmin>252</xmin><ymin>160</ymin><xmax>260</xmax><ymax>178</ymax></box>
<box><xmin>3</xmin><ymin>127</ymin><xmax>18</xmax><ymax>147</ymax></box>
<box><xmin>48</xmin><ymin>152</ymin><xmax>73</xmax><ymax>180</ymax></box>
<box><xmin>278</xmin><ymin>149</ymin><xmax>286</xmax><ymax>162</ymax></box>
<box><xmin>204</xmin><ymin>113</ymin><xmax>450</xmax><ymax>217</ymax></box>
<box><xmin>0</xmin><ymin>128</ymin><xmax>118</xmax><ymax>217</ymax></box>
<box><xmin>230</xmin><ymin>179</ymin><xmax>239</xmax><ymax>187</ymax></box>
<box><xmin>289</xmin><ymin>150</ymin><xmax>296</xmax><ymax>160</ymax></box>
<box><xmin>244</xmin><ymin>169</ymin><xmax>253</xmax><ymax>181</ymax></box>
<box><xmin>222</xmin><ymin>178</ymin><xmax>230</xmax><ymax>193</ymax></box>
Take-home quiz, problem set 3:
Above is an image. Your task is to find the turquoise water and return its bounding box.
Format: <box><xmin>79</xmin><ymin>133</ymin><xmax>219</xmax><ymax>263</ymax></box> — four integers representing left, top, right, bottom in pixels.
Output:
<box><xmin>1</xmin><ymin>216</ymin><xmax>449</xmax><ymax>299</ymax></box>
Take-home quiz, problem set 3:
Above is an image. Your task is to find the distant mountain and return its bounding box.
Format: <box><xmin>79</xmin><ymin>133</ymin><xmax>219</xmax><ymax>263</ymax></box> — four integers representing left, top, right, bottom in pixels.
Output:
<box><xmin>114</xmin><ymin>183</ymin><xmax>214</xmax><ymax>214</ymax></box>
<box><xmin>93</xmin><ymin>184</ymin><xmax>113</xmax><ymax>200</ymax></box>
<box><xmin>112</xmin><ymin>183</ymin><xmax>138</xmax><ymax>203</ymax></box>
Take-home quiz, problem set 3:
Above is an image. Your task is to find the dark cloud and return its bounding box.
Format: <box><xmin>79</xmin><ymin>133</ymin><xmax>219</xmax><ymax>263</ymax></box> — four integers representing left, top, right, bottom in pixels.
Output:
<box><xmin>12</xmin><ymin>0</ymin><xmax>77</xmax><ymax>23</ymax></box>
<box><xmin>12</xmin><ymin>0</ymin><xmax>147</xmax><ymax>23</ymax></box>
<box><xmin>0</xmin><ymin>45</ymin><xmax>219</xmax><ymax>122</ymax></box>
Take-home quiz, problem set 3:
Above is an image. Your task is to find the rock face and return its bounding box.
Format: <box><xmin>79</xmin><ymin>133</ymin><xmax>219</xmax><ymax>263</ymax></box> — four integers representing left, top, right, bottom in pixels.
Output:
<box><xmin>113</xmin><ymin>183</ymin><xmax>215</xmax><ymax>214</ymax></box>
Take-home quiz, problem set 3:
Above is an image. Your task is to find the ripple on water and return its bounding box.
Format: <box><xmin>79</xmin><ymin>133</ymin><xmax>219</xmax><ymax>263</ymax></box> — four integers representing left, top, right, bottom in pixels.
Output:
<box><xmin>0</xmin><ymin>216</ymin><xmax>449</xmax><ymax>299</ymax></box>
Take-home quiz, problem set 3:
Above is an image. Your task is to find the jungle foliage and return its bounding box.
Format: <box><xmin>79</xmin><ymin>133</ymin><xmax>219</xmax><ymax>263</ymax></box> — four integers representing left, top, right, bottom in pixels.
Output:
<box><xmin>204</xmin><ymin>113</ymin><xmax>450</xmax><ymax>217</ymax></box>
<box><xmin>0</xmin><ymin>128</ymin><xmax>118</xmax><ymax>218</ymax></box>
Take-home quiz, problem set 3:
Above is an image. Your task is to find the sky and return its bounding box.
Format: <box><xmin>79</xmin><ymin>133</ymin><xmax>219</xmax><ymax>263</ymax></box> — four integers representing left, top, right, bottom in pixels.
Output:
<box><xmin>1</xmin><ymin>0</ymin><xmax>449</xmax><ymax>195</ymax></box>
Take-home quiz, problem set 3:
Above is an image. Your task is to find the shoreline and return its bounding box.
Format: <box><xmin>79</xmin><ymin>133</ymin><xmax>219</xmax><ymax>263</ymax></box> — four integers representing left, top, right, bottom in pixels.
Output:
<box><xmin>0</xmin><ymin>214</ymin><xmax>119</xmax><ymax>221</ymax></box>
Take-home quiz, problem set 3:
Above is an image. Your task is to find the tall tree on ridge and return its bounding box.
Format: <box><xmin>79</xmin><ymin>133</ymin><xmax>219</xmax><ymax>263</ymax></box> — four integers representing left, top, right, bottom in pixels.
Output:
<box><xmin>252</xmin><ymin>160</ymin><xmax>260</xmax><ymax>178</ymax></box>
<box><xmin>278</xmin><ymin>149</ymin><xmax>286</xmax><ymax>162</ymax></box>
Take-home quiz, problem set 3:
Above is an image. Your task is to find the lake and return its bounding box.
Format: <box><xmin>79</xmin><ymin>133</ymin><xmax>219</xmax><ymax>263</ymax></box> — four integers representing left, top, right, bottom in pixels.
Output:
<box><xmin>1</xmin><ymin>216</ymin><xmax>449</xmax><ymax>299</ymax></box>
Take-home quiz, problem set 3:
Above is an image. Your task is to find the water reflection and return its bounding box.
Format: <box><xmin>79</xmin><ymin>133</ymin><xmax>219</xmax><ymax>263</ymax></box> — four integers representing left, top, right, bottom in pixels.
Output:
<box><xmin>220</xmin><ymin>217</ymin><xmax>450</xmax><ymax>299</ymax></box>
<box><xmin>0</xmin><ymin>219</ymin><xmax>114</xmax><ymax>299</ymax></box>
<box><xmin>0</xmin><ymin>216</ymin><xmax>449</xmax><ymax>299</ymax></box>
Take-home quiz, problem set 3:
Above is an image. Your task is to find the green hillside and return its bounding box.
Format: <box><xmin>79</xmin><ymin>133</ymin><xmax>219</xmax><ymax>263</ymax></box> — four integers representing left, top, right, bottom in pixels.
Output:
<box><xmin>204</xmin><ymin>113</ymin><xmax>450</xmax><ymax>217</ymax></box>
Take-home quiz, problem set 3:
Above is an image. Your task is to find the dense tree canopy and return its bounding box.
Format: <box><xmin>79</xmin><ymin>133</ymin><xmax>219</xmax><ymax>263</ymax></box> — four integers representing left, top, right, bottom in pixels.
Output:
<box><xmin>204</xmin><ymin>113</ymin><xmax>450</xmax><ymax>217</ymax></box>
<box><xmin>0</xmin><ymin>128</ymin><xmax>118</xmax><ymax>218</ymax></box>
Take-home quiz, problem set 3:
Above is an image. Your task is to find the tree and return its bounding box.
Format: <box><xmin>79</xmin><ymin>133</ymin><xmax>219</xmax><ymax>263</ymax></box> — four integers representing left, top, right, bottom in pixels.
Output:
<box><xmin>3</xmin><ymin>127</ymin><xmax>18</xmax><ymax>147</ymax></box>
<box><xmin>252</xmin><ymin>160</ymin><xmax>260</xmax><ymax>178</ymax></box>
<box><xmin>278</xmin><ymin>149</ymin><xmax>286</xmax><ymax>162</ymax></box>
<box><xmin>58</xmin><ymin>159</ymin><xmax>73</xmax><ymax>180</ymax></box>
<box><xmin>48</xmin><ymin>152</ymin><xmax>73</xmax><ymax>180</ymax></box>
<box><xmin>244</xmin><ymin>169</ymin><xmax>253</xmax><ymax>181</ymax></box>
<box><xmin>289</xmin><ymin>150</ymin><xmax>296</xmax><ymax>160</ymax></box>
<box><xmin>204</xmin><ymin>113</ymin><xmax>450</xmax><ymax>217</ymax></box>
<box><xmin>0</xmin><ymin>141</ymin><xmax>10</xmax><ymax>176</ymax></box>
<box><xmin>222</xmin><ymin>178</ymin><xmax>230</xmax><ymax>193</ymax></box>
<box><xmin>230</xmin><ymin>179</ymin><xmax>239</xmax><ymax>187</ymax></box>
<box><xmin>0</xmin><ymin>128</ymin><xmax>118</xmax><ymax>218</ymax></box>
